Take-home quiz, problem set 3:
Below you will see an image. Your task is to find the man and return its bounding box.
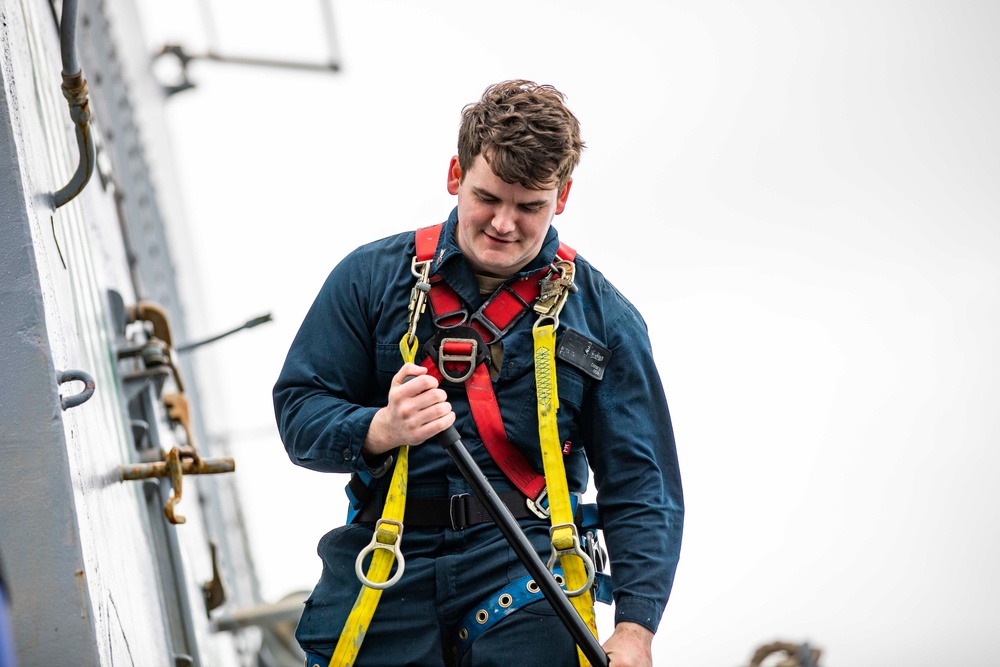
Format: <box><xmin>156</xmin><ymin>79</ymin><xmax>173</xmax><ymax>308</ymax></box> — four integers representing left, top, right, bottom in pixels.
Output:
<box><xmin>274</xmin><ymin>80</ymin><xmax>683</xmax><ymax>667</ymax></box>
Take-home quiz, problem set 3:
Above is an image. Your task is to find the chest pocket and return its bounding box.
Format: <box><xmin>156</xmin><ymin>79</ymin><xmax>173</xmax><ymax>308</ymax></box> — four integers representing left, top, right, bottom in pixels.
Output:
<box><xmin>374</xmin><ymin>342</ymin><xmax>404</xmax><ymax>388</ymax></box>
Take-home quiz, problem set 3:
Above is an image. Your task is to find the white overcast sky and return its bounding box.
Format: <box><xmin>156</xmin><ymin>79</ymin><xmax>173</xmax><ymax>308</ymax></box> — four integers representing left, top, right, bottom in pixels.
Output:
<box><xmin>137</xmin><ymin>2</ymin><xmax>1000</xmax><ymax>665</ymax></box>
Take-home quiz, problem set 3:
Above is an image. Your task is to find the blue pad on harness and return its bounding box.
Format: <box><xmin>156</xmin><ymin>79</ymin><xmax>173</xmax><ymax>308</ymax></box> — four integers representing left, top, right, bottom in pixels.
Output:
<box><xmin>304</xmin><ymin>651</ymin><xmax>327</xmax><ymax>667</ymax></box>
<box><xmin>345</xmin><ymin>470</ymin><xmax>374</xmax><ymax>524</ymax></box>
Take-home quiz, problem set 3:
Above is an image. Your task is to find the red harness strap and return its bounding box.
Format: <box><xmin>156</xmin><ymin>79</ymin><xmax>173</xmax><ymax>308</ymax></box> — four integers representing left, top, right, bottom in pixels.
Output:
<box><xmin>414</xmin><ymin>223</ymin><xmax>575</xmax><ymax>502</ymax></box>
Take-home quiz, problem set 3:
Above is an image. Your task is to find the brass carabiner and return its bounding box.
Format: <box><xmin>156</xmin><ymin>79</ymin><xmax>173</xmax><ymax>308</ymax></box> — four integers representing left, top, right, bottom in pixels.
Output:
<box><xmin>405</xmin><ymin>257</ymin><xmax>432</xmax><ymax>349</ymax></box>
<box><xmin>533</xmin><ymin>260</ymin><xmax>576</xmax><ymax>331</ymax></box>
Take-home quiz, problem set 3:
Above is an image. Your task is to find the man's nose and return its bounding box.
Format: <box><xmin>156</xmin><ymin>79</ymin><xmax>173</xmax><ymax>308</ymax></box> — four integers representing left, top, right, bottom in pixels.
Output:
<box><xmin>491</xmin><ymin>207</ymin><xmax>516</xmax><ymax>234</ymax></box>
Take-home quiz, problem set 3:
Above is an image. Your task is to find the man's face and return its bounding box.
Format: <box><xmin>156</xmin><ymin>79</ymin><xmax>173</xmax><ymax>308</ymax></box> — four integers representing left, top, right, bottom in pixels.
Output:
<box><xmin>448</xmin><ymin>154</ymin><xmax>572</xmax><ymax>279</ymax></box>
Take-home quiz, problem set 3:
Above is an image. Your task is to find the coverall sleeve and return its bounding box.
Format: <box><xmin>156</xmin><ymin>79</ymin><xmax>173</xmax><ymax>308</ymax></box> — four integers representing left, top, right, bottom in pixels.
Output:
<box><xmin>583</xmin><ymin>302</ymin><xmax>684</xmax><ymax>633</ymax></box>
<box><xmin>272</xmin><ymin>249</ymin><xmax>386</xmax><ymax>475</ymax></box>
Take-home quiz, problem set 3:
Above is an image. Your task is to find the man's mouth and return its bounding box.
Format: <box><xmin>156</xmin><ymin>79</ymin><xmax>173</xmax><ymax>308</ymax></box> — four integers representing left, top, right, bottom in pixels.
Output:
<box><xmin>484</xmin><ymin>232</ymin><xmax>514</xmax><ymax>245</ymax></box>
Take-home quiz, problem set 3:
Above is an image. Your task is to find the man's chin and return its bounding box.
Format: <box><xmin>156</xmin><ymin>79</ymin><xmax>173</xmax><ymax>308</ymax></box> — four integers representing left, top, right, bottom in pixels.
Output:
<box><xmin>473</xmin><ymin>246</ymin><xmax>511</xmax><ymax>267</ymax></box>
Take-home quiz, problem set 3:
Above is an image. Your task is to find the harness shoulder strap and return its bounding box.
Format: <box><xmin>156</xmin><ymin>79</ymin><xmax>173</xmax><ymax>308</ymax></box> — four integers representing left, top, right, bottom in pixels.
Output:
<box><xmin>415</xmin><ymin>222</ymin><xmax>443</xmax><ymax>261</ymax></box>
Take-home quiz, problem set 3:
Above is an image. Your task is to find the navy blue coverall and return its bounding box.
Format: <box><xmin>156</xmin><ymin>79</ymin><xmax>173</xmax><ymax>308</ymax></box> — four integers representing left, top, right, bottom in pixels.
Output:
<box><xmin>273</xmin><ymin>209</ymin><xmax>683</xmax><ymax>665</ymax></box>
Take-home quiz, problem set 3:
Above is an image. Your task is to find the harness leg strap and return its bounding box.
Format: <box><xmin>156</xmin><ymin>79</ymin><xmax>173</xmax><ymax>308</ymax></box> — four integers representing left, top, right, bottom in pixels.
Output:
<box><xmin>454</xmin><ymin>569</ymin><xmax>613</xmax><ymax>663</ymax></box>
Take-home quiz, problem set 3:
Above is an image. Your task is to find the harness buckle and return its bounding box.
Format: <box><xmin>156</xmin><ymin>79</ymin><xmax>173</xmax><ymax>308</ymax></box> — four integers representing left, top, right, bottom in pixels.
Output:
<box><xmin>470</xmin><ymin>282</ymin><xmax>533</xmax><ymax>344</ymax></box>
<box><xmin>583</xmin><ymin>529</ymin><xmax>607</xmax><ymax>573</ymax></box>
<box><xmin>424</xmin><ymin>326</ymin><xmax>490</xmax><ymax>384</ymax></box>
<box><xmin>525</xmin><ymin>488</ymin><xmax>550</xmax><ymax>520</ymax></box>
<box><xmin>468</xmin><ymin>311</ymin><xmax>504</xmax><ymax>345</ymax></box>
<box><xmin>439</xmin><ymin>338</ymin><xmax>479</xmax><ymax>383</ymax></box>
<box><xmin>433</xmin><ymin>307</ymin><xmax>470</xmax><ymax>329</ymax></box>
<box><xmin>449</xmin><ymin>493</ymin><xmax>471</xmax><ymax>530</ymax></box>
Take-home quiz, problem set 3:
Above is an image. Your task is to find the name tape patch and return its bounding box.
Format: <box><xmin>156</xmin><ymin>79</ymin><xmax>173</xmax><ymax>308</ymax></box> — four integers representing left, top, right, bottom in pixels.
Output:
<box><xmin>556</xmin><ymin>329</ymin><xmax>611</xmax><ymax>381</ymax></box>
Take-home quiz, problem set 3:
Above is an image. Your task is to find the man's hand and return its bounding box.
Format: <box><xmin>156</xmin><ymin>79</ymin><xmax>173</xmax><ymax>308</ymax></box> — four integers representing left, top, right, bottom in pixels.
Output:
<box><xmin>362</xmin><ymin>363</ymin><xmax>455</xmax><ymax>457</ymax></box>
<box><xmin>601</xmin><ymin>622</ymin><xmax>654</xmax><ymax>667</ymax></box>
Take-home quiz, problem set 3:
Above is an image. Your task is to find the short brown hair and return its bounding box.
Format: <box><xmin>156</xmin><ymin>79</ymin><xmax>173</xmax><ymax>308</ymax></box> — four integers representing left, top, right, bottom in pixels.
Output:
<box><xmin>458</xmin><ymin>80</ymin><xmax>584</xmax><ymax>191</ymax></box>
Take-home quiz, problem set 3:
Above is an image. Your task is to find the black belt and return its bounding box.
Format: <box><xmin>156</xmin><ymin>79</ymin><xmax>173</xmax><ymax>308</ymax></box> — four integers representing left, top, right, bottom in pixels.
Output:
<box><xmin>354</xmin><ymin>491</ymin><xmax>545</xmax><ymax>530</ymax></box>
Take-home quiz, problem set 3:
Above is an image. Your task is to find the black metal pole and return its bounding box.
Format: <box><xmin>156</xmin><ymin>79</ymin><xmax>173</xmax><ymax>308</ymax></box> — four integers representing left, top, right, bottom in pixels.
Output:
<box><xmin>436</xmin><ymin>425</ymin><xmax>609</xmax><ymax>667</ymax></box>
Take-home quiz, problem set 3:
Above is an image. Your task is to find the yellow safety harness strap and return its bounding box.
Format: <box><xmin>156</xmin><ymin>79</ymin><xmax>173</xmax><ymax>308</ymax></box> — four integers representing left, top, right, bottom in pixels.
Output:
<box><xmin>328</xmin><ymin>337</ymin><xmax>417</xmax><ymax>666</ymax></box>
<box><xmin>533</xmin><ymin>323</ymin><xmax>599</xmax><ymax>667</ymax></box>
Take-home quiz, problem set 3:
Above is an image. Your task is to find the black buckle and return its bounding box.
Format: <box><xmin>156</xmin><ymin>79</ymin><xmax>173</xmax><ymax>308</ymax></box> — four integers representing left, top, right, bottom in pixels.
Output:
<box><xmin>525</xmin><ymin>488</ymin><xmax>550</xmax><ymax>519</ymax></box>
<box><xmin>469</xmin><ymin>283</ymin><xmax>533</xmax><ymax>344</ymax></box>
<box><xmin>583</xmin><ymin>529</ymin><xmax>608</xmax><ymax>572</ymax></box>
<box><xmin>449</xmin><ymin>493</ymin><xmax>471</xmax><ymax>530</ymax></box>
<box><xmin>423</xmin><ymin>326</ymin><xmax>490</xmax><ymax>384</ymax></box>
<box><xmin>433</xmin><ymin>307</ymin><xmax>469</xmax><ymax>329</ymax></box>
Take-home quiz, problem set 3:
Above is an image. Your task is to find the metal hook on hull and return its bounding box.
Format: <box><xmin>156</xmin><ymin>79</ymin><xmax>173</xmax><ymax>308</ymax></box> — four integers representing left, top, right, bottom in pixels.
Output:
<box><xmin>53</xmin><ymin>0</ymin><xmax>95</xmax><ymax>208</ymax></box>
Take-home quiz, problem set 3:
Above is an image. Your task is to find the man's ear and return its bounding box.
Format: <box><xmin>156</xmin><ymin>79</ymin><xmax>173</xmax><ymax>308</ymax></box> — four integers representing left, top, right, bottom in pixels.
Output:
<box><xmin>447</xmin><ymin>156</ymin><xmax>462</xmax><ymax>195</ymax></box>
<box><xmin>554</xmin><ymin>178</ymin><xmax>573</xmax><ymax>215</ymax></box>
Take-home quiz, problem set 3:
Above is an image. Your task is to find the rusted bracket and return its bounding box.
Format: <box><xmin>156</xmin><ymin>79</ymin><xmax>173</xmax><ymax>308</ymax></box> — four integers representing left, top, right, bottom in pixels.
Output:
<box><xmin>203</xmin><ymin>542</ymin><xmax>226</xmax><ymax>614</ymax></box>
<box><xmin>119</xmin><ymin>301</ymin><xmax>186</xmax><ymax>393</ymax></box>
<box><xmin>163</xmin><ymin>392</ymin><xmax>195</xmax><ymax>449</ymax></box>
<box><xmin>120</xmin><ymin>447</ymin><xmax>235</xmax><ymax>524</ymax></box>
<box><xmin>115</xmin><ymin>299</ymin><xmax>235</xmax><ymax>524</ymax></box>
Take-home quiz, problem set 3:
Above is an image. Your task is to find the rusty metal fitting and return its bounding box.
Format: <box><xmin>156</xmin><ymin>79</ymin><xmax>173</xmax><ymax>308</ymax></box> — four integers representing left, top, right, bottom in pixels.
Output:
<box><xmin>120</xmin><ymin>448</ymin><xmax>235</xmax><ymax>525</ymax></box>
<box><xmin>60</xmin><ymin>71</ymin><xmax>90</xmax><ymax>108</ymax></box>
<box><xmin>54</xmin><ymin>69</ymin><xmax>95</xmax><ymax>207</ymax></box>
<box><xmin>120</xmin><ymin>453</ymin><xmax>235</xmax><ymax>481</ymax></box>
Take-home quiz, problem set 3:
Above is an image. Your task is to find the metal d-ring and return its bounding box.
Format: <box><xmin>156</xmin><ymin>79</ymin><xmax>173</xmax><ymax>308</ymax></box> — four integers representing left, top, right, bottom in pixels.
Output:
<box><xmin>437</xmin><ymin>337</ymin><xmax>479</xmax><ymax>383</ymax></box>
<box><xmin>355</xmin><ymin>518</ymin><xmax>405</xmax><ymax>590</ymax></box>
<box><xmin>545</xmin><ymin>523</ymin><xmax>595</xmax><ymax>598</ymax></box>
